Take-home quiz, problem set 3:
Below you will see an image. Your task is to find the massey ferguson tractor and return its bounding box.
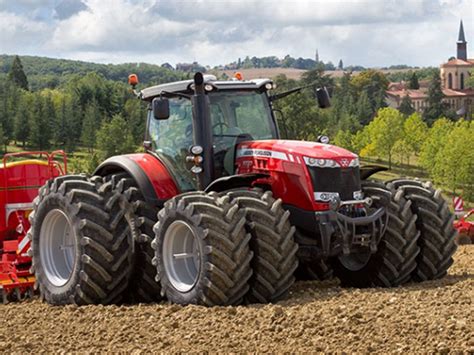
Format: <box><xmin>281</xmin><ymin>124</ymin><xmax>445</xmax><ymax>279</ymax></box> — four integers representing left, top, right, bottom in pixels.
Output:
<box><xmin>26</xmin><ymin>73</ymin><xmax>457</xmax><ymax>306</ymax></box>
<box><xmin>0</xmin><ymin>151</ymin><xmax>66</xmax><ymax>303</ymax></box>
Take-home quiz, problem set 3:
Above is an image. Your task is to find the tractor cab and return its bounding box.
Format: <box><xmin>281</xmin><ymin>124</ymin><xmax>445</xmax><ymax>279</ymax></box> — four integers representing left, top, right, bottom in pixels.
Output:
<box><xmin>140</xmin><ymin>74</ymin><xmax>280</xmax><ymax>191</ymax></box>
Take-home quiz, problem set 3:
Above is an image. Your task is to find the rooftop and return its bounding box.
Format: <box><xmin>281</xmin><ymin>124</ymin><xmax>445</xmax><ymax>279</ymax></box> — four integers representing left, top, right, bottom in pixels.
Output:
<box><xmin>441</xmin><ymin>58</ymin><xmax>474</xmax><ymax>67</ymax></box>
<box><xmin>140</xmin><ymin>75</ymin><xmax>273</xmax><ymax>101</ymax></box>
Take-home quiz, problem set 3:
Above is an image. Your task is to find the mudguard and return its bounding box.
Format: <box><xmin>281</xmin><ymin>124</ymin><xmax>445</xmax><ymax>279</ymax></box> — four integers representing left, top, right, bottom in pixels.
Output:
<box><xmin>360</xmin><ymin>165</ymin><xmax>388</xmax><ymax>180</ymax></box>
<box><xmin>204</xmin><ymin>173</ymin><xmax>269</xmax><ymax>193</ymax></box>
<box><xmin>94</xmin><ymin>154</ymin><xmax>179</xmax><ymax>206</ymax></box>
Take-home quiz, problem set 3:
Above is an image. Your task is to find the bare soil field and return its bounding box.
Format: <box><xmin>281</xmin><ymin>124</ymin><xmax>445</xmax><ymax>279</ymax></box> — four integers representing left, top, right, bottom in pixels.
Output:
<box><xmin>215</xmin><ymin>67</ymin><xmax>415</xmax><ymax>80</ymax></box>
<box><xmin>0</xmin><ymin>246</ymin><xmax>472</xmax><ymax>353</ymax></box>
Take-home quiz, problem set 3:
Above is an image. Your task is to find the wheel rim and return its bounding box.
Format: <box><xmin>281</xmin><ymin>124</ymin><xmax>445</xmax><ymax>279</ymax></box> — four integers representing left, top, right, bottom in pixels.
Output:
<box><xmin>39</xmin><ymin>209</ymin><xmax>76</xmax><ymax>287</ymax></box>
<box><xmin>338</xmin><ymin>251</ymin><xmax>371</xmax><ymax>271</ymax></box>
<box><xmin>162</xmin><ymin>220</ymin><xmax>201</xmax><ymax>292</ymax></box>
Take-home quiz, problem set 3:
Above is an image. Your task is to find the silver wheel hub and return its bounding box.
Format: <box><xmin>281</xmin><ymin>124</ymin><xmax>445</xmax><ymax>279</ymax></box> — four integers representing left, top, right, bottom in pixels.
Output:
<box><xmin>162</xmin><ymin>221</ymin><xmax>201</xmax><ymax>292</ymax></box>
<box><xmin>39</xmin><ymin>209</ymin><xmax>76</xmax><ymax>287</ymax></box>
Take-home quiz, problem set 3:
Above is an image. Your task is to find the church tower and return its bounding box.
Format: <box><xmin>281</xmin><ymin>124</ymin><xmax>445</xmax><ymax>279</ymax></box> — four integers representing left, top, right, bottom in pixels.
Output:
<box><xmin>457</xmin><ymin>20</ymin><xmax>467</xmax><ymax>61</ymax></box>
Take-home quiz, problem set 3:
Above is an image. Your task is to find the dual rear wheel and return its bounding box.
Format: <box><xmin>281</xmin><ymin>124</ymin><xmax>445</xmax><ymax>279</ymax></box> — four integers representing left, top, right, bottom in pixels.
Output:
<box><xmin>30</xmin><ymin>175</ymin><xmax>297</xmax><ymax>306</ymax></box>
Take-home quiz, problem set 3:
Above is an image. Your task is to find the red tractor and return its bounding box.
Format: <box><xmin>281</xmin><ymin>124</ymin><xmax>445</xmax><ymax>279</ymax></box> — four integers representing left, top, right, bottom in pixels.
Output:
<box><xmin>454</xmin><ymin>209</ymin><xmax>474</xmax><ymax>244</ymax></box>
<box><xmin>0</xmin><ymin>151</ymin><xmax>66</xmax><ymax>302</ymax></box>
<box><xmin>27</xmin><ymin>73</ymin><xmax>457</xmax><ymax>306</ymax></box>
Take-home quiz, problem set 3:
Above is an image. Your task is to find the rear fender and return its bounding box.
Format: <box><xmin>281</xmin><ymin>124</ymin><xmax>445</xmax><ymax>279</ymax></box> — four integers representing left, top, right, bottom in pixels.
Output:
<box><xmin>94</xmin><ymin>154</ymin><xmax>179</xmax><ymax>206</ymax></box>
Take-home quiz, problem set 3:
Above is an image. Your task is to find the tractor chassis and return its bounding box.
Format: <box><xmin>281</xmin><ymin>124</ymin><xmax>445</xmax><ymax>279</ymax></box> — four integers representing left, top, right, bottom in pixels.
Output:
<box><xmin>288</xmin><ymin>204</ymin><xmax>387</xmax><ymax>260</ymax></box>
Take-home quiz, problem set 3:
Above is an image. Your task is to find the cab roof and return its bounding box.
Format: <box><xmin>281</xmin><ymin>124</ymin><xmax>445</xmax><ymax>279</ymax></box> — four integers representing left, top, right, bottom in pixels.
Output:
<box><xmin>140</xmin><ymin>74</ymin><xmax>273</xmax><ymax>101</ymax></box>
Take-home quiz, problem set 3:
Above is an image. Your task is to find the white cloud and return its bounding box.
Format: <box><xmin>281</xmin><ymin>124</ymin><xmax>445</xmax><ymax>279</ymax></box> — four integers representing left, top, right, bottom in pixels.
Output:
<box><xmin>0</xmin><ymin>11</ymin><xmax>50</xmax><ymax>53</ymax></box>
<box><xmin>0</xmin><ymin>0</ymin><xmax>472</xmax><ymax>67</ymax></box>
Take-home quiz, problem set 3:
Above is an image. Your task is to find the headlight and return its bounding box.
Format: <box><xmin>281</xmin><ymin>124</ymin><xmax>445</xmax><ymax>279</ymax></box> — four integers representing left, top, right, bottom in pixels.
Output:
<box><xmin>304</xmin><ymin>156</ymin><xmax>338</xmax><ymax>168</ymax></box>
<box><xmin>314</xmin><ymin>192</ymin><xmax>340</xmax><ymax>202</ymax></box>
<box><xmin>349</xmin><ymin>158</ymin><xmax>359</xmax><ymax>167</ymax></box>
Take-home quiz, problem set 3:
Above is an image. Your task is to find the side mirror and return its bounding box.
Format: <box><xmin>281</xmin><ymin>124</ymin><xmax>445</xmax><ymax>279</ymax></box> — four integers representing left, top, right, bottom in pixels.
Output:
<box><xmin>316</xmin><ymin>87</ymin><xmax>331</xmax><ymax>109</ymax></box>
<box><xmin>152</xmin><ymin>97</ymin><xmax>170</xmax><ymax>120</ymax></box>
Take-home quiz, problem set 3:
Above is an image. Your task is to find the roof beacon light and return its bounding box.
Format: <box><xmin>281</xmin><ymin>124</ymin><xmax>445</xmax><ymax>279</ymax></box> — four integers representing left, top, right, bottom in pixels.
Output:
<box><xmin>234</xmin><ymin>72</ymin><xmax>243</xmax><ymax>81</ymax></box>
<box><xmin>128</xmin><ymin>74</ymin><xmax>139</xmax><ymax>87</ymax></box>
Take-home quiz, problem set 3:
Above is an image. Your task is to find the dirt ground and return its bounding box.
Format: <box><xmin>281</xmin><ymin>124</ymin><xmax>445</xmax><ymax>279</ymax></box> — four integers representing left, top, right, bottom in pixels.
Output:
<box><xmin>0</xmin><ymin>246</ymin><xmax>472</xmax><ymax>353</ymax></box>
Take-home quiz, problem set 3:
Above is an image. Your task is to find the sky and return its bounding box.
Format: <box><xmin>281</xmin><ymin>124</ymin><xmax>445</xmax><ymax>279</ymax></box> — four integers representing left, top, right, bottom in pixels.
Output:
<box><xmin>0</xmin><ymin>0</ymin><xmax>473</xmax><ymax>68</ymax></box>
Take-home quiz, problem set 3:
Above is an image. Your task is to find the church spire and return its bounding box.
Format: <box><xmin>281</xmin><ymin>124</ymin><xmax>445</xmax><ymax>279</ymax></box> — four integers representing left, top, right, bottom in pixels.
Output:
<box><xmin>458</xmin><ymin>20</ymin><xmax>466</xmax><ymax>43</ymax></box>
<box><xmin>456</xmin><ymin>20</ymin><xmax>467</xmax><ymax>61</ymax></box>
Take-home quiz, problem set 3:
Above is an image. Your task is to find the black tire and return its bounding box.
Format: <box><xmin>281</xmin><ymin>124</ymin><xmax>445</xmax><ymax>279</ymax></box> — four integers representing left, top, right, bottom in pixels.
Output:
<box><xmin>152</xmin><ymin>191</ymin><xmax>253</xmax><ymax>306</ymax></box>
<box><xmin>28</xmin><ymin>175</ymin><xmax>134</xmax><ymax>305</ymax></box>
<box><xmin>387</xmin><ymin>179</ymin><xmax>457</xmax><ymax>281</ymax></box>
<box><xmin>224</xmin><ymin>188</ymin><xmax>298</xmax><ymax>303</ymax></box>
<box><xmin>106</xmin><ymin>173</ymin><xmax>162</xmax><ymax>303</ymax></box>
<box><xmin>332</xmin><ymin>181</ymin><xmax>420</xmax><ymax>287</ymax></box>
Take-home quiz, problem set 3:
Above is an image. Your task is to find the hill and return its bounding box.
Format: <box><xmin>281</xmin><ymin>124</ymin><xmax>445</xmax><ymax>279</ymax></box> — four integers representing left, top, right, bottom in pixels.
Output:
<box><xmin>0</xmin><ymin>54</ymin><xmax>183</xmax><ymax>90</ymax></box>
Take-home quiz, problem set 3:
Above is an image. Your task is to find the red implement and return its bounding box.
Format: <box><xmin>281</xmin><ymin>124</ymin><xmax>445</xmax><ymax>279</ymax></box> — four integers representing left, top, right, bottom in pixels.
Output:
<box><xmin>0</xmin><ymin>151</ymin><xmax>66</xmax><ymax>302</ymax></box>
<box><xmin>454</xmin><ymin>209</ymin><xmax>474</xmax><ymax>245</ymax></box>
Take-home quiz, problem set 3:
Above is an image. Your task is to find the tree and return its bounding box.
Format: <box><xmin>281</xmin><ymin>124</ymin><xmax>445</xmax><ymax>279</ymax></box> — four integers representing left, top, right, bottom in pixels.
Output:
<box><xmin>433</xmin><ymin>120</ymin><xmax>474</xmax><ymax>199</ymax></box>
<box><xmin>29</xmin><ymin>95</ymin><xmax>51</xmax><ymax>150</ymax></box>
<box><xmin>423</xmin><ymin>71</ymin><xmax>445</xmax><ymax>125</ymax></box>
<box><xmin>355</xmin><ymin>91</ymin><xmax>373</xmax><ymax>125</ymax></box>
<box><xmin>96</xmin><ymin>114</ymin><xmax>136</xmax><ymax>160</ymax></box>
<box><xmin>333</xmin><ymin>130</ymin><xmax>353</xmax><ymax>151</ymax></box>
<box><xmin>401</xmin><ymin>112</ymin><xmax>428</xmax><ymax>164</ymax></box>
<box><xmin>419</xmin><ymin>118</ymin><xmax>453</xmax><ymax>175</ymax></box>
<box><xmin>0</xmin><ymin>124</ymin><xmax>6</xmax><ymax>153</ymax></box>
<box><xmin>360</xmin><ymin>107</ymin><xmax>404</xmax><ymax>168</ymax></box>
<box><xmin>338</xmin><ymin>59</ymin><xmax>344</xmax><ymax>70</ymax></box>
<box><xmin>408</xmin><ymin>72</ymin><xmax>420</xmax><ymax>89</ymax></box>
<box><xmin>14</xmin><ymin>97</ymin><xmax>31</xmax><ymax>147</ymax></box>
<box><xmin>350</xmin><ymin>70</ymin><xmax>389</xmax><ymax>114</ymax></box>
<box><xmin>7</xmin><ymin>56</ymin><xmax>28</xmax><ymax>90</ymax></box>
<box><xmin>468</xmin><ymin>68</ymin><xmax>474</xmax><ymax>89</ymax></box>
<box><xmin>398</xmin><ymin>95</ymin><xmax>415</xmax><ymax>116</ymax></box>
<box><xmin>81</xmin><ymin>100</ymin><xmax>102</xmax><ymax>152</ymax></box>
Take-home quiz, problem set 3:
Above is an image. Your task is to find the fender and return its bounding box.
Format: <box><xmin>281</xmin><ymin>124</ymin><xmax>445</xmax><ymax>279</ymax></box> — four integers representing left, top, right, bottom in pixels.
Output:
<box><xmin>204</xmin><ymin>173</ymin><xmax>270</xmax><ymax>193</ymax></box>
<box><xmin>360</xmin><ymin>165</ymin><xmax>388</xmax><ymax>180</ymax></box>
<box><xmin>94</xmin><ymin>154</ymin><xmax>179</xmax><ymax>206</ymax></box>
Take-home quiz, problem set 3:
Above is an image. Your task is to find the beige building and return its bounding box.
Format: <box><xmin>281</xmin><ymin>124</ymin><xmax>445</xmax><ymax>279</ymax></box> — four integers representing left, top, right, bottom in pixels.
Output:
<box><xmin>387</xmin><ymin>21</ymin><xmax>474</xmax><ymax>117</ymax></box>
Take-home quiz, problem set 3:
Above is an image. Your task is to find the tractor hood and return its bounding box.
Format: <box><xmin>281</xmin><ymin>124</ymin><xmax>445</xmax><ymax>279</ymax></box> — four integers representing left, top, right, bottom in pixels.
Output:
<box><xmin>236</xmin><ymin>139</ymin><xmax>358</xmax><ymax>168</ymax></box>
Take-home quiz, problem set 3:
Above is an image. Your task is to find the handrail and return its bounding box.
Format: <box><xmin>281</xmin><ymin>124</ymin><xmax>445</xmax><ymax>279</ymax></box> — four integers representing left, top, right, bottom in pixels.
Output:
<box><xmin>49</xmin><ymin>150</ymin><xmax>68</xmax><ymax>175</ymax></box>
<box><xmin>2</xmin><ymin>150</ymin><xmax>68</xmax><ymax>176</ymax></box>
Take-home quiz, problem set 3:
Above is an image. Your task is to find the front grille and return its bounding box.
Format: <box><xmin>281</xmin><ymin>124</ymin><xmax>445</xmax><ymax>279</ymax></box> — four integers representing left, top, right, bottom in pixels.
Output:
<box><xmin>307</xmin><ymin>166</ymin><xmax>361</xmax><ymax>201</ymax></box>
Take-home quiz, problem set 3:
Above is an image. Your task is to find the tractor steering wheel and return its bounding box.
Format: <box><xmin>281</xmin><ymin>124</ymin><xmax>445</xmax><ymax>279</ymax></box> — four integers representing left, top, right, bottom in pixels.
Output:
<box><xmin>212</xmin><ymin>121</ymin><xmax>229</xmax><ymax>136</ymax></box>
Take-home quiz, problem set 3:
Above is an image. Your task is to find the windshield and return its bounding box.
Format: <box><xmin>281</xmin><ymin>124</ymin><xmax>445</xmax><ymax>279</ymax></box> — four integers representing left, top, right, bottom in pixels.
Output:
<box><xmin>209</xmin><ymin>90</ymin><xmax>277</xmax><ymax>177</ymax></box>
<box><xmin>209</xmin><ymin>91</ymin><xmax>276</xmax><ymax>140</ymax></box>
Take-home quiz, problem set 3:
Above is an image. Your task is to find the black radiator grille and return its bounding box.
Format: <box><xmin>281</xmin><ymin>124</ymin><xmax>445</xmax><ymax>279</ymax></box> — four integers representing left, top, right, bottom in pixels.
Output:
<box><xmin>307</xmin><ymin>166</ymin><xmax>361</xmax><ymax>201</ymax></box>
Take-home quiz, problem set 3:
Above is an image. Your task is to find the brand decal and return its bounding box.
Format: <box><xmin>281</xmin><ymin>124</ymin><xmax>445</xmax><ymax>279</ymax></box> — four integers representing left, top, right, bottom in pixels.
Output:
<box><xmin>236</xmin><ymin>149</ymin><xmax>289</xmax><ymax>161</ymax></box>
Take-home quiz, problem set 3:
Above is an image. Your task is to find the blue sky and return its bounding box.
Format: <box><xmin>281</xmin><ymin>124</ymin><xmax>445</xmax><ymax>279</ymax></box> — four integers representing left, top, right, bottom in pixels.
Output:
<box><xmin>0</xmin><ymin>0</ymin><xmax>472</xmax><ymax>67</ymax></box>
